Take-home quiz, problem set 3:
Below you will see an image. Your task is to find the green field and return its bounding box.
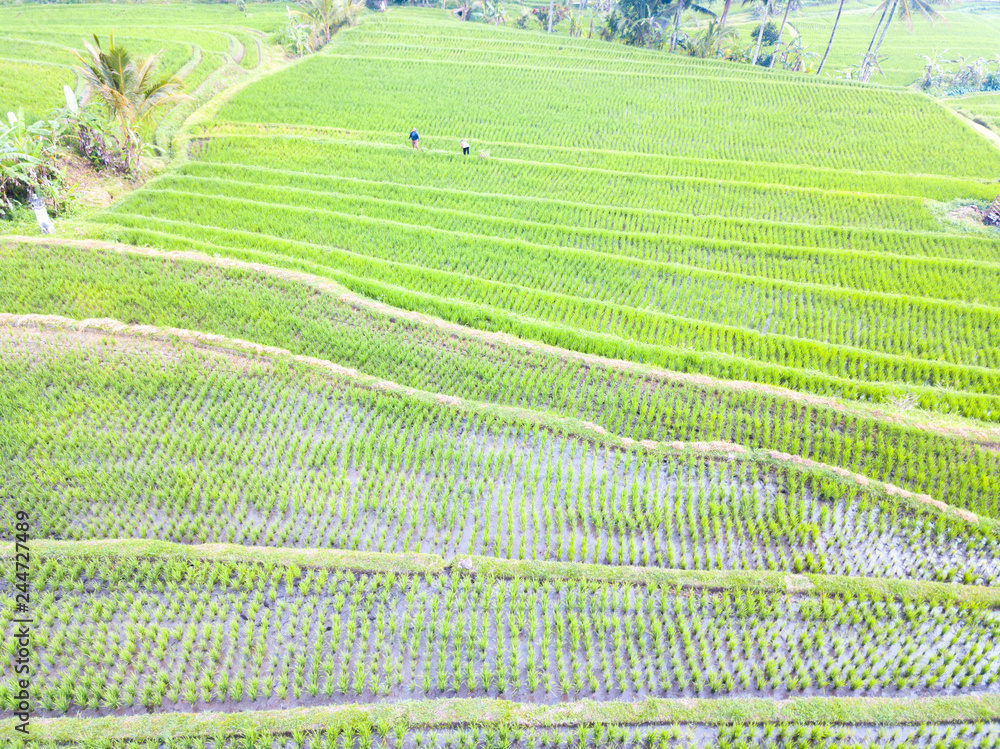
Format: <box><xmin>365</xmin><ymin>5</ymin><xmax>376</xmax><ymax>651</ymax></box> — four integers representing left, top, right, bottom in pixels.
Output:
<box><xmin>4</xmin><ymin>2</ymin><xmax>1000</xmax><ymax>747</ymax></box>
<box><xmin>950</xmin><ymin>91</ymin><xmax>1000</xmax><ymax>137</ymax></box>
<box><xmin>786</xmin><ymin>2</ymin><xmax>1000</xmax><ymax>85</ymax></box>
<box><xmin>94</xmin><ymin>11</ymin><xmax>1000</xmax><ymax>420</ymax></box>
<box><xmin>0</xmin><ymin>3</ymin><xmax>285</xmax><ymax>139</ymax></box>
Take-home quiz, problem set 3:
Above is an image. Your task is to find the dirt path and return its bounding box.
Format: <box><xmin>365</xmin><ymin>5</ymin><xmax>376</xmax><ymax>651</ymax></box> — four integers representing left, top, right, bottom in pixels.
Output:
<box><xmin>937</xmin><ymin>98</ymin><xmax>1000</xmax><ymax>153</ymax></box>
<box><xmin>6</xmin><ymin>235</ymin><xmax>1000</xmax><ymax>451</ymax></box>
<box><xmin>1</xmin><ymin>312</ymin><xmax>986</xmax><ymax>528</ymax></box>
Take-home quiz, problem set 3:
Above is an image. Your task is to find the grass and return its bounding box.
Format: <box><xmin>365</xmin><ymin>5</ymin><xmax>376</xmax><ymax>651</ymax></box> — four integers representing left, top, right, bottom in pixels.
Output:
<box><xmin>4</xmin><ymin>318</ymin><xmax>998</xmax><ymax>585</ymax></box>
<box><xmin>7</xmin><ymin>536</ymin><xmax>1000</xmax><ymax>604</ymax></box>
<box><xmin>6</xmin><ymin>696</ymin><xmax>1000</xmax><ymax>744</ymax></box>
<box><xmin>5</xmin><ymin>241</ymin><xmax>1000</xmax><ymax>523</ymax></box>
<box><xmin>949</xmin><ymin>92</ymin><xmax>1000</xmax><ymax>137</ymax></box>
<box><xmin>4</xmin><ymin>1</ymin><xmax>1000</xmax><ymax>742</ymax></box>
<box><xmin>84</xmin><ymin>9</ymin><xmax>1000</xmax><ymax>423</ymax></box>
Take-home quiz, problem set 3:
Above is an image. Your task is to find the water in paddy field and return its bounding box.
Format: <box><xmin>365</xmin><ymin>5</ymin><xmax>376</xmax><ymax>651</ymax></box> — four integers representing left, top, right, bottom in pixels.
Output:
<box><xmin>5</xmin><ymin>329</ymin><xmax>999</xmax><ymax>584</ymax></box>
<box><xmin>8</xmin><ymin>563</ymin><xmax>1000</xmax><ymax>718</ymax></box>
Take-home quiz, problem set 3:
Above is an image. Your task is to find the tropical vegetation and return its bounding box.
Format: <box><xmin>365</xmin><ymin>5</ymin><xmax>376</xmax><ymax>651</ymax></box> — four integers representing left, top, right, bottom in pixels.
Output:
<box><xmin>2</xmin><ymin>2</ymin><xmax>1000</xmax><ymax>749</ymax></box>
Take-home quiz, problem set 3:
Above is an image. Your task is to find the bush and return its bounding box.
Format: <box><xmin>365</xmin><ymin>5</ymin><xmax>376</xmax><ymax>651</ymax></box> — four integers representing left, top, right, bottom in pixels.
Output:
<box><xmin>0</xmin><ymin>109</ymin><xmax>67</xmax><ymax>220</ymax></box>
<box><xmin>750</xmin><ymin>20</ymin><xmax>780</xmax><ymax>46</ymax></box>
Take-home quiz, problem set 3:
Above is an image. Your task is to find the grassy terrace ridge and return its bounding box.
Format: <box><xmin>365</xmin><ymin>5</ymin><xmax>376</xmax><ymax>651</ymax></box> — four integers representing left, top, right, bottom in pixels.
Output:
<box><xmin>91</xmin><ymin>10</ymin><xmax>1000</xmax><ymax>422</ymax></box>
<box><xmin>5</xmin><ymin>316</ymin><xmax>1000</xmax><ymax>586</ymax></box>
<box><xmin>3</xmin><ymin>310</ymin><xmax>997</xmax><ymax>536</ymax></box>
<box><xmin>0</xmin><ymin>3</ymin><xmax>287</xmax><ymax>132</ymax></box>
<box><xmin>6</xmin><ymin>696</ymin><xmax>1000</xmax><ymax>743</ymax></box>
<box><xmin>4</xmin><ymin>538</ymin><xmax>1000</xmax><ymax>607</ymax></box>
<box><xmin>172</xmin><ymin>136</ymin><xmax>1000</xmax><ymax>271</ymax></box>
<box><xmin>190</xmin><ymin>122</ymin><xmax>1000</xmax><ymax>202</ymax></box>
<box><xmin>4</xmin><ymin>240</ymin><xmax>1000</xmax><ymax>525</ymax></box>
<box><xmin>3</xmin><ymin>542</ymin><xmax>1000</xmax><ymax>715</ymax></box>
<box><xmin>91</xmin><ymin>215</ymin><xmax>1000</xmax><ymax>419</ymax></box>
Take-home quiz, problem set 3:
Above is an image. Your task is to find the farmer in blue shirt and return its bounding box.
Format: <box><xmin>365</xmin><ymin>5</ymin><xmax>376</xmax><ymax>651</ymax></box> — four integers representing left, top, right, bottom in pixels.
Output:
<box><xmin>410</xmin><ymin>128</ymin><xmax>420</xmax><ymax>150</ymax></box>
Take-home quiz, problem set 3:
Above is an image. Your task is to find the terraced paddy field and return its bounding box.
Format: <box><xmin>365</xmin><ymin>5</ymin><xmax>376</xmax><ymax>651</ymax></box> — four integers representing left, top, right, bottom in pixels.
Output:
<box><xmin>4</xmin><ymin>3</ymin><xmax>1000</xmax><ymax>748</ymax></box>
<box><xmin>93</xmin><ymin>12</ymin><xmax>1000</xmax><ymax>421</ymax></box>
<box><xmin>0</xmin><ymin>3</ymin><xmax>286</xmax><ymax>148</ymax></box>
<box><xmin>787</xmin><ymin>2</ymin><xmax>1000</xmax><ymax>86</ymax></box>
<box><xmin>950</xmin><ymin>93</ymin><xmax>1000</xmax><ymax>139</ymax></box>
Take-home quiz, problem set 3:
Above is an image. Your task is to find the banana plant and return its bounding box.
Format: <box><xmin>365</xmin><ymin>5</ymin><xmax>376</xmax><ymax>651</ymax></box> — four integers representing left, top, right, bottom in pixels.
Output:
<box><xmin>0</xmin><ymin>108</ymin><xmax>66</xmax><ymax>219</ymax></box>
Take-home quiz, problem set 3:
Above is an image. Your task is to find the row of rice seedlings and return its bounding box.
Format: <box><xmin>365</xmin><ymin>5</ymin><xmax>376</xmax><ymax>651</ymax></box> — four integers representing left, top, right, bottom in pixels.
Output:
<box><xmin>145</xmin><ymin>169</ymin><xmax>1000</xmax><ymax>370</ymax></box>
<box><xmin>99</xmin><ymin>188</ymin><xmax>1000</xmax><ymax>398</ymax></box>
<box><xmin>94</xmin><ymin>211</ymin><xmax>1000</xmax><ymax>425</ymax></box>
<box><xmin>11</xmin><ymin>720</ymin><xmax>1000</xmax><ymax>749</ymax></box>
<box><xmin>218</xmin><ymin>21</ymin><xmax>1000</xmax><ymax>179</ymax></box>
<box><xmin>172</xmin><ymin>152</ymin><xmax>998</xmax><ymax>307</ymax></box>
<box><xmin>3</xmin><ymin>337</ymin><xmax>995</xmax><ymax>583</ymax></box>
<box><xmin>2</xmin><ymin>557</ymin><xmax>998</xmax><ymax>714</ymax></box>
<box><xmin>189</xmin><ymin>134</ymin><xmax>1000</xmax><ymax>262</ymax></box>
<box><xmin>5</xmin><ymin>249</ymin><xmax>1000</xmax><ymax>522</ymax></box>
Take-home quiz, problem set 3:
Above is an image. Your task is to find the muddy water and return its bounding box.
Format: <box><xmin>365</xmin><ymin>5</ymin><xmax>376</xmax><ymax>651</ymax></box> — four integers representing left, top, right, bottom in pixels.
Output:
<box><xmin>9</xmin><ymin>334</ymin><xmax>997</xmax><ymax>584</ymax></box>
<box><xmin>6</xmin><ymin>567</ymin><xmax>999</xmax><ymax>720</ymax></box>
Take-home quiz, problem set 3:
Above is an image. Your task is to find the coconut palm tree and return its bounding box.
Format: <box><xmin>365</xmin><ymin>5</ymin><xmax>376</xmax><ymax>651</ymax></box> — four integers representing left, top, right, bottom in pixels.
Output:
<box><xmin>743</xmin><ymin>0</ymin><xmax>774</xmax><ymax>66</ymax></box>
<box><xmin>683</xmin><ymin>19</ymin><xmax>737</xmax><ymax>57</ymax></box>
<box><xmin>663</xmin><ymin>0</ymin><xmax>715</xmax><ymax>52</ymax></box>
<box><xmin>294</xmin><ymin>0</ymin><xmax>365</xmax><ymax>44</ymax></box>
<box><xmin>716</xmin><ymin>0</ymin><xmax>734</xmax><ymax>28</ymax></box>
<box><xmin>782</xmin><ymin>36</ymin><xmax>817</xmax><ymax>71</ymax></box>
<box><xmin>815</xmin><ymin>0</ymin><xmax>846</xmax><ymax>74</ymax></box>
<box><xmin>339</xmin><ymin>0</ymin><xmax>367</xmax><ymax>26</ymax></box>
<box><xmin>73</xmin><ymin>34</ymin><xmax>187</xmax><ymax>174</ymax></box>
<box><xmin>768</xmin><ymin>0</ymin><xmax>794</xmax><ymax>68</ymax></box>
<box><xmin>859</xmin><ymin>0</ymin><xmax>947</xmax><ymax>82</ymax></box>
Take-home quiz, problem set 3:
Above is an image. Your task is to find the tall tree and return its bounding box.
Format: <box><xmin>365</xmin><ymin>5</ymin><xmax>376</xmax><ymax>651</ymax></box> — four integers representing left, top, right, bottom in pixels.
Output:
<box><xmin>664</xmin><ymin>0</ymin><xmax>714</xmax><ymax>51</ymax></box>
<box><xmin>684</xmin><ymin>19</ymin><xmax>737</xmax><ymax>57</ymax></box>
<box><xmin>717</xmin><ymin>0</ymin><xmax>733</xmax><ymax>27</ymax></box>
<box><xmin>858</xmin><ymin>0</ymin><xmax>892</xmax><ymax>77</ymax></box>
<box><xmin>744</xmin><ymin>0</ymin><xmax>772</xmax><ymax>66</ymax></box>
<box><xmin>815</xmin><ymin>0</ymin><xmax>846</xmax><ymax>74</ymax></box>
<box><xmin>73</xmin><ymin>34</ymin><xmax>187</xmax><ymax>174</ymax></box>
<box><xmin>294</xmin><ymin>0</ymin><xmax>366</xmax><ymax>39</ymax></box>
<box><xmin>859</xmin><ymin>0</ymin><xmax>946</xmax><ymax>82</ymax></box>
<box><xmin>768</xmin><ymin>0</ymin><xmax>793</xmax><ymax>68</ymax></box>
<box><xmin>859</xmin><ymin>0</ymin><xmax>897</xmax><ymax>80</ymax></box>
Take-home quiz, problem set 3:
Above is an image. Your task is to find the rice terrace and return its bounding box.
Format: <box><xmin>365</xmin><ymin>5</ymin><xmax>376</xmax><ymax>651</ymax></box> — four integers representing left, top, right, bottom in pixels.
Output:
<box><xmin>3</xmin><ymin>0</ymin><xmax>1000</xmax><ymax>744</ymax></box>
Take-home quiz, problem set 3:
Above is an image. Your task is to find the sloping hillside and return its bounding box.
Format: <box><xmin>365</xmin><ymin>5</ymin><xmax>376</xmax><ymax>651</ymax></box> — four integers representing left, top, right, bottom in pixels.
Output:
<box><xmin>3</xmin><ymin>8</ymin><xmax>1000</xmax><ymax>748</ymax></box>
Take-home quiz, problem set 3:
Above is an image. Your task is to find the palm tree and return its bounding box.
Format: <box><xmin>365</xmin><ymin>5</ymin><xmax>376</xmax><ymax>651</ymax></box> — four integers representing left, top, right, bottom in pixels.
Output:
<box><xmin>294</xmin><ymin>0</ymin><xmax>365</xmax><ymax>44</ymax></box>
<box><xmin>339</xmin><ymin>0</ymin><xmax>367</xmax><ymax>26</ymax></box>
<box><xmin>743</xmin><ymin>0</ymin><xmax>773</xmax><ymax>66</ymax></box>
<box><xmin>859</xmin><ymin>0</ymin><xmax>947</xmax><ymax>82</ymax></box>
<box><xmin>294</xmin><ymin>0</ymin><xmax>338</xmax><ymax>45</ymax></box>
<box><xmin>683</xmin><ymin>19</ymin><xmax>737</xmax><ymax>57</ymax></box>
<box><xmin>782</xmin><ymin>36</ymin><xmax>817</xmax><ymax>71</ymax></box>
<box><xmin>73</xmin><ymin>34</ymin><xmax>187</xmax><ymax>174</ymax></box>
<box><xmin>717</xmin><ymin>0</ymin><xmax>734</xmax><ymax>28</ymax></box>
<box><xmin>815</xmin><ymin>0</ymin><xmax>846</xmax><ymax>74</ymax></box>
<box><xmin>663</xmin><ymin>0</ymin><xmax>715</xmax><ymax>52</ymax></box>
<box><xmin>768</xmin><ymin>0</ymin><xmax>793</xmax><ymax>68</ymax></box>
